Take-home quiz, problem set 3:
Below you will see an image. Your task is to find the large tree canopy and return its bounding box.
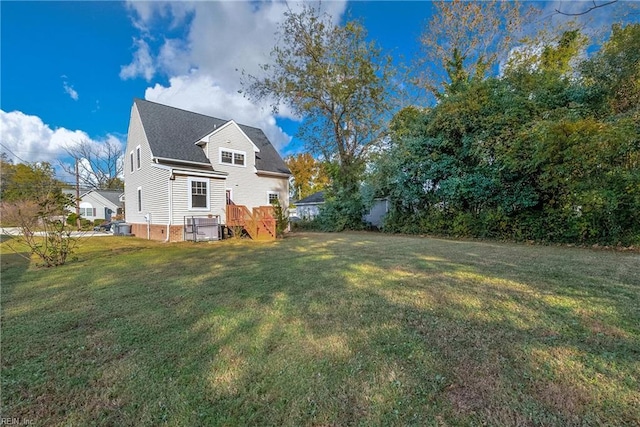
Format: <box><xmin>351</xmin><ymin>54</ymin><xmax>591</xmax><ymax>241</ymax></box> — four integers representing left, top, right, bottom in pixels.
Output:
<box><xmin>0</xmin><ymin>156</ymin><xmax>62</xmax><ymax>203</ymax></box>
<box><xmin>243</xmin><ymin>5</ymin><xmax>394</xmax><ymax>228</ymax></box>
<box><xmin>372</xmin><ymin>24</ymin><xmax>640</xmax><ymax>245</ymax></box>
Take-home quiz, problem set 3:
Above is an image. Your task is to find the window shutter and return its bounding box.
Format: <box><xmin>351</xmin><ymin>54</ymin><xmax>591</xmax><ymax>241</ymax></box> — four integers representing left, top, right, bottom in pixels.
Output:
<box><xmin>93</xmin><ymin>208</ymin><xmax>97</xmax><ymax>217</ymax></box>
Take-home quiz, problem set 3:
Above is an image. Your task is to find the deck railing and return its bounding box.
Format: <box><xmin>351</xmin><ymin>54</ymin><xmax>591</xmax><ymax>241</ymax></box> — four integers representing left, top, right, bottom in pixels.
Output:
<box><xmin>226</xmin><ymin>205</ymin><xmax>276</xmax><ymax>240</ymax></box>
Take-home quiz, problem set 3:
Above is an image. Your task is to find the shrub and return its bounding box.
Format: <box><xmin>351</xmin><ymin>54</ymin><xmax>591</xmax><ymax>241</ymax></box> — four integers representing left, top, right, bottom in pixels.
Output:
<box><xmin>2</xmin><ymin>191</ymin><xmax>79</xmax><ymax>267</ymax></box>
<box><xmin>270</xmin><ymin>198</ymin><xmax>288</xmax><ymax>238</ymax></box>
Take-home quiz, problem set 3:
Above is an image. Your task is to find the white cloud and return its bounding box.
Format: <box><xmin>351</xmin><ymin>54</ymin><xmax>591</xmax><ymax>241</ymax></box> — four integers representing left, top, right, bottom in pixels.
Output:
<box><xmin>0</xmin><ymin>110</ymin><xmax>124</xmax><ymax>181</ymax></box>
<box><xmin>62</xmin><ymin>80</ymin><xmax>79</xmax><ymax>101</ymax></box>
<box><xmin>156</xmin><ymin>38</ymin><xmax>192</xmax><ymax>77</ymax></box>
<box><xmin>120</xmin><ymin>38</ymin><xmax>156</xmax><ymax>81</ymax></box>
<box><xmin>1</xmin><ymin>110</ymin><xmax>84</xmax><ymax>164</ymax></box>
<box><xmin>122</xmin><ymin>0</ymin><xmax>348</xmax><ymax>151</ymax></box>
<box><xmin>145</xmin><ymin>72</ymin><xmax>292</xmax><ymax>149</ymax></box>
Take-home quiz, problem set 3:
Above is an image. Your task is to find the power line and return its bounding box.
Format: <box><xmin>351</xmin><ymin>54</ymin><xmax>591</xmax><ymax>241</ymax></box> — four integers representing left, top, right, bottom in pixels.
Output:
<box><xmin>0</xmin><ymin>143</ymin><xmax>29</xmax><ymax>163</ymax></box>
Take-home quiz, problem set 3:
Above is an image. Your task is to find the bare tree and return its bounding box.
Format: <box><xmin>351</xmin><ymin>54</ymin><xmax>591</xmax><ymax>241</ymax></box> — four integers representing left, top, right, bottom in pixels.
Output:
<box><xmin>61</xmin><ymin>139</ymin><xmax>124</xmax><ymax>190</ymax></box>
<box><xmin>555</xmin><ymin>0</ymin><xmax>618</xmax><ymax>16</ymax></box>
<box><xmin>417</xmin><ymin>0</ymin><xmax>534</xmax><ymax>97</ymax></box>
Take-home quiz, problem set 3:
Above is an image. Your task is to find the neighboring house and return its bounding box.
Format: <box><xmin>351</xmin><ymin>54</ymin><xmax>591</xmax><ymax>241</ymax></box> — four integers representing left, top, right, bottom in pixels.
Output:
<box><xmin>79</xmin><ymin>189</ymin><xmax>124</xmax><ymax>222</ymax></box>
<box><xmin>63</xmin><ymin>188</ymin><xmax>123</xmax><ymax>221</ymax></box>
<box><xmin>295</xmin><ymin>191</ymin><xmax>325</xmax><ymax>220</ymax></box>
<box><xmin>295</xmin><ymin>190</ymin><xmax>389</xmax><ymax>227</ymax></box>
<box><xmin>124</xmin><ymin>99</ymin><xmax>291</xmax><ymax>242</ymax></box>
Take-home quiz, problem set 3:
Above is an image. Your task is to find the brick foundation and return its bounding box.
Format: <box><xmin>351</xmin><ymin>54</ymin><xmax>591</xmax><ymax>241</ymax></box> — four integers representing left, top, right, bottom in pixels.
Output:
<box><xmin>130</xmin><ymin>223</ymin><xmax>185</xmax><ymax>242</ymax></box>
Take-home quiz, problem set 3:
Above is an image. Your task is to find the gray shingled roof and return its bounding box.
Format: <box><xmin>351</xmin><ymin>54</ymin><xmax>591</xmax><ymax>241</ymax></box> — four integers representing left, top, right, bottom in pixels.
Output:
<box><xmin>94</xmin><ymin>190</ymin><xmax>124</xmax><ymax>207</ymax></box>
<box><xmin>134</xmin><ymin>99</ymin><xmax>290</xmax><ymax>174</ymax></box>
<box><xmin>295</xmin><ymin>191</ymin><xmax>325</xmax><ymax>205</ymax></box>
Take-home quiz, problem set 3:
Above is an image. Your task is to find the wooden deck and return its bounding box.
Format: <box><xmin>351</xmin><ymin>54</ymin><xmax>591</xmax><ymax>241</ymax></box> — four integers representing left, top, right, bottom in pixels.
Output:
<box><xmin>226</xmin><ymin>205</ymin><xmax>276</xmax><ymax>241</ymax></box>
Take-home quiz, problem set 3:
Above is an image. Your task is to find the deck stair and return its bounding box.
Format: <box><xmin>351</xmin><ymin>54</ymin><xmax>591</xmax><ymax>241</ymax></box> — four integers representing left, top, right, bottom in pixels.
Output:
<box><xmin>226</xmin><ymin>205</ymin><xmax>276</xmax><ymax>241</ymax></box>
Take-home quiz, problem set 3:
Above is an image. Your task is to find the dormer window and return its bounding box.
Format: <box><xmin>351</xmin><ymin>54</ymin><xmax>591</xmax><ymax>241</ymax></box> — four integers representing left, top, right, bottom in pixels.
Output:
<box><xmin>219</xmin><ymin>148</ymin><xmax>246</xmax><ymax>167</ymax></box>
<box><xmin>234</xmin><ymin>152</ymin><xmax>245</xmax><ymax>165</ymax></box>
<box><xmin>221</xmin><ymin>151</ymin><xmax>232</xmax><ymax>164</ymax></box>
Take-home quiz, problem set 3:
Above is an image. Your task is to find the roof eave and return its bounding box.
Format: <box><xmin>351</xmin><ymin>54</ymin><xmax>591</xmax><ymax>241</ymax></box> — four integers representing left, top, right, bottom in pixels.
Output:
<box><xmin>256</xmin><ymin>170</ymin><xmax>291</xmax><ymax>178</ymax></box>
<box><xmin>152</xmin><ymin>156</ymin><xmax>213</xmax><ymax>168</ymax></box>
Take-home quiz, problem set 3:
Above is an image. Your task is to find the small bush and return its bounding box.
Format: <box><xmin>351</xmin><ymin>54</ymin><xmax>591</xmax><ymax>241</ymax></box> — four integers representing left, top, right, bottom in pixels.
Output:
<box><xmin>66</xmin><ymin>213</ymin><xmax>79</xmax><ymax>226</ymax></box>
<box><xmin>270</xmin><ymin>198</ymin><xmax>288</xmax><ymax>238</ymax></box>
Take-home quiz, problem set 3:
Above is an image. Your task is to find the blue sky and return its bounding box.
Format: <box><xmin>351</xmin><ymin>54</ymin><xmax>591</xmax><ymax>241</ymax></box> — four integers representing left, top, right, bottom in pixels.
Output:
<box><xmin>1</xmin><ymin>1</ymin><xmax>637</xmax><ymax>182</ymax></box>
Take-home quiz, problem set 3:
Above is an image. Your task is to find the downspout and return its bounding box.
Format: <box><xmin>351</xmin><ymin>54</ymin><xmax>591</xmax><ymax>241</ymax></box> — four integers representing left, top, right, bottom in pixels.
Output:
<box><xmin>165</xmin><ymin>172</ymin><xmax>173</xmax><ymax>242</ymax></box>
<box><xmin>145</xmin><ymin>212</ymin><xmax>151</xmax><ymax>240</ymax></box>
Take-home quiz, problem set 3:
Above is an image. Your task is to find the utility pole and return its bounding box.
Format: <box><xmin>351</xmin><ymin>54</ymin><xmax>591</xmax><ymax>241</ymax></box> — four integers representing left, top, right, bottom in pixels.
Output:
<box><xmin>75</xmin><ymin>157</ymin><xmax>81</xmax><ymax>231</ymax></box>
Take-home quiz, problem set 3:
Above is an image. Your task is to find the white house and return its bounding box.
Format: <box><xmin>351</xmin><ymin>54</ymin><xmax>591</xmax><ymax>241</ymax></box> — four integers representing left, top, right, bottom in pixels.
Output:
<box><xmin>63</xmin><ymin>188</ymin><xmax>123</xmax><ymax>222</ymax></box>
<box><xmin>124</xmin><ymin>99</ymin><xmax>290</xmax><ymax>241</ymax></box>
<box><xmin>80</xmin><ymin>189</ymin><xmax>123</xmax><ymax>222</ymax></box>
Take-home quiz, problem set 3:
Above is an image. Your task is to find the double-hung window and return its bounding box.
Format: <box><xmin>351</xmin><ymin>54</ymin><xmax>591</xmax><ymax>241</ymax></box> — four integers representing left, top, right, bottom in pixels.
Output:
<box><xmin>189</xmin><ymin>178</ymin><xmax>209</xmax><ymax>210</ymax></box>
<box><xmin>219</xmin><ymin>148</ymin><xmax>246</xmax><ymax>167</ymax></box>
<box><xmin>268</xmin><ymin>192</ymin><xmax>279</xmax><ymax>205</ymax></box>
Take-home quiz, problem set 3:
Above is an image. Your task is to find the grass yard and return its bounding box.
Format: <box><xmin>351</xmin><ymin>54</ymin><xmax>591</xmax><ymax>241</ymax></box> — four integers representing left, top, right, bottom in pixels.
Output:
<box><xmin>1</xmin><ymin>232</ymin><xmax>639</xmax><ymax>426</ymax></box>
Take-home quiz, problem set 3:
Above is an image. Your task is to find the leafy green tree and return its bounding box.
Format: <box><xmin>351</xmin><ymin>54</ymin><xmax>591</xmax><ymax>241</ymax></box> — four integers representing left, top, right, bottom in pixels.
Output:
<box><xmin>373</xmin><ymin>25</ymin><xmax>639</xmax><ymax>244</ymax></box>
<box><xmin>581</xmin><ymin>23</ymin><xmax>640</xmax><ymax>116</ymax></box>
<box><xmin>0</xmin><ymin>160</ymin><xmax>62</xmax><ymax>202</ymax></box>
<box><xmin>244</xmin><ymin>5</ymin><xmax>394</xmax><ymax>228</ymax></box>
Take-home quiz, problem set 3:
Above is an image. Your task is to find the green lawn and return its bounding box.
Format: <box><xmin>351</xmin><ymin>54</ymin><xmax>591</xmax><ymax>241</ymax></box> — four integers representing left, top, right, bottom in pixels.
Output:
<box><xmin>1</xmin><ymin>232</ymin><xmax>639</xmax><ymax>426</ymax></box>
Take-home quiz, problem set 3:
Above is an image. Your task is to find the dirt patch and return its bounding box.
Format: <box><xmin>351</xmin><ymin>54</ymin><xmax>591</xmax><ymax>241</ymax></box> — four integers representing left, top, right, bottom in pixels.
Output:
<box><xmin>446</xmin><ymin>359</ymin><xmax>501</xmax><ymax>415</ymax></box>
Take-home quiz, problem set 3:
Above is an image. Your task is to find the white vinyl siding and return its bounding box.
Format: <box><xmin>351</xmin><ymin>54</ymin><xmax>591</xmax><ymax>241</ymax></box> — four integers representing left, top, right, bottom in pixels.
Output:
<box><xmin>223</xmin><ymin>173</ymin><xmax>288</xmax><ymax>212</ymax></box>
<box><xmin>125</xmin><ymin>104</ymin><xmax>171</xmax><ymax>225</ymax></box>
<box><xmin>171</xmin><ymin>175</ymin><xmax>226</xmax><ymax>224</ymax></box>
<box><xmin>77</xmin><ymin>191</ymin><xmax>120</xmax><ymax>221</ymax></box>
<box><xmin>204</xmin><ymin>123</ymin><xmax>289</xmax><ymax>212</ymax></box>
<box><xmin>124</xmin><ymin>103</ymin><xmax>290</xmax><ymax>230</ymax></box>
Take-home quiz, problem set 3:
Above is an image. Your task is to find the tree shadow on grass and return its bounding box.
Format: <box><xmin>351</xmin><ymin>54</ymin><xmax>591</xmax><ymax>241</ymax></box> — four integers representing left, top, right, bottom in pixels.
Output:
<box><xmin>2</xmin><ymin>232</ymin><xmax>639</xmax><ymax>426</ymax></box>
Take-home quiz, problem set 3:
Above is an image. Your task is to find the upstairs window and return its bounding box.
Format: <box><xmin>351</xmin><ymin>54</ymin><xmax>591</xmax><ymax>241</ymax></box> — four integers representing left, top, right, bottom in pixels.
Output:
<box><xmin>221</xmin><ymin>150</ymin><xmax>233</xmax><ymax>164</ymax></box>
<box><xmin>130</xmin><ymin>151</ymin><xmax>134</xmax><ymax>173</ymax></box>
<box><xmin>136</xmin><ymin>146</ymin><xmax>141</xmax><ymax>169</ymax></box>
<box><xmin>220</xmin><ymin>148</ymin><xmax>246</xmax><ymax>167</ymax></box>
